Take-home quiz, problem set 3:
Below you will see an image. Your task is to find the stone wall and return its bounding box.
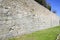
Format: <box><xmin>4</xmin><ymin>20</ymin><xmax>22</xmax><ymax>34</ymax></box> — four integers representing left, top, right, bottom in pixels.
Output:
<box><xmin>56</xmin><ymin>34</ymin><xmax>60</xmax><ymax>40</ymax></box>
<box><xmin>0</xmin><ymin>0</ymin><xmax>59</xmax><ymax>40</ymax></box>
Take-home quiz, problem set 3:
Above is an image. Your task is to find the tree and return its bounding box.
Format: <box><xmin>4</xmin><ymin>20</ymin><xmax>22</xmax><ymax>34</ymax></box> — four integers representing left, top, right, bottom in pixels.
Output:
<box><xmin>35</xmin><ymin>0</ymin><xmax>46</xmax><ymax>7</ymax></box>
<box><xmin>46</xmin><ymin>4</ymin><xmax>51</xmax><ymax>10</ymax></box>
<box><xmin>52</xmin><ymin>10</ymin><xmax>56</xmax><ymax>13</ymax></box>
<box><xmin>35</xmin><ymin>0</ymin><xmax>51</xmax><ymax>11</ymax></box>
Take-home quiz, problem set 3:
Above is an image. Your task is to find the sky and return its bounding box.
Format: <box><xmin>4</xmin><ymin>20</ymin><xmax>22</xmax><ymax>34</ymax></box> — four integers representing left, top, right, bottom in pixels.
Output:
<box><xmin>46</xmin><ymin>0</ymin><xmax>60</xmax><ymax>17</ymax></box>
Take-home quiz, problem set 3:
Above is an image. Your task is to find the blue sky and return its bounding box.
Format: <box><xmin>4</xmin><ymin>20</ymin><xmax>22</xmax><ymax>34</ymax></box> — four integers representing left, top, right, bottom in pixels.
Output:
<box><xmin>46</xmin><ymin>0</ymin><xmax>60</xmax><ymax>17</ymax></box>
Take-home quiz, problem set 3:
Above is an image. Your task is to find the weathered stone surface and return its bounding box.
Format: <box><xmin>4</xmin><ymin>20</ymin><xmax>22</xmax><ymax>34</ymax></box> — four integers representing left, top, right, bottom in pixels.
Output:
<box><xmin>56</xmin><ymin>34</ymin><xmax>60</xmax><ymax>40</ymax></box>
<box><xmin>0</xmin><ymin>0</ymin><xmax>59</xmax><ymax>40</ymax></box>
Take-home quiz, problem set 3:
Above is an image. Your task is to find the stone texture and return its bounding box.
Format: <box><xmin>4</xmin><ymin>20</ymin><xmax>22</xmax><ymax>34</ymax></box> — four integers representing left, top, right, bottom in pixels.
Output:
<box><xmin>0</xmin><ymin>0</ymin><xmax>59</xmax><ymax>40</ymax></box>
<box><xmin>56</xmin><ymin>34</ymin><xmax>60</xmax><ymax>40</ymax></box>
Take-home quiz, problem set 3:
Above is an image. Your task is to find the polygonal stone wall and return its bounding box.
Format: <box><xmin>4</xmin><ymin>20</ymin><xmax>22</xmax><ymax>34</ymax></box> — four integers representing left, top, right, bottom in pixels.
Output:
<box><xmin>0</xmin><ymin>0</ymin><xmax>59</xmax><ymax>40</ymax></box>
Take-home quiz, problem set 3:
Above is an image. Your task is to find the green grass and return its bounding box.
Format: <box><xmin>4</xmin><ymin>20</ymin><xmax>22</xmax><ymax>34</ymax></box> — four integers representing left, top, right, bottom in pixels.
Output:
<box><xmin>9</xmin><ymin>26</ymin><xmax>60</xmax><ymax>40</ymax></box>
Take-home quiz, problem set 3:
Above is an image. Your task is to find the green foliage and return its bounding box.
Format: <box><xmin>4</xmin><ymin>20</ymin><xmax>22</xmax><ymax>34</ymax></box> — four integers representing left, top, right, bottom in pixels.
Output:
<box><xmin>9</xmin><ymin>26</ymin><xmax>60</xmax><ymax>40</ymax></box>
<box><xmin>35</xmin><ymin>0</ymin><xmax>46</xmax><ymax>7</ymax></box>
<box><xmin>35</xmin><ymin>0</ymin><xmax>51</xmax><ymax>10</ymax></box>
<box><xmin>52</xmin><ymin>10</ymin><xmax>56</xmax><ymax>13</ymax></box>
<box><xmin>46</xmin><ymin>4</ymin><xmax>51</xmax><ymax>10</ymax></box>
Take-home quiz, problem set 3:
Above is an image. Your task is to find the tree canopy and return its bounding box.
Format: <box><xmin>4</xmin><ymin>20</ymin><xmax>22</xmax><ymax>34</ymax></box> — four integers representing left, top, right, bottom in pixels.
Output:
<box><xmin>35</xmin><ymin>0</ymin><xmax>51</xmax><ymax>11</ymax></box>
